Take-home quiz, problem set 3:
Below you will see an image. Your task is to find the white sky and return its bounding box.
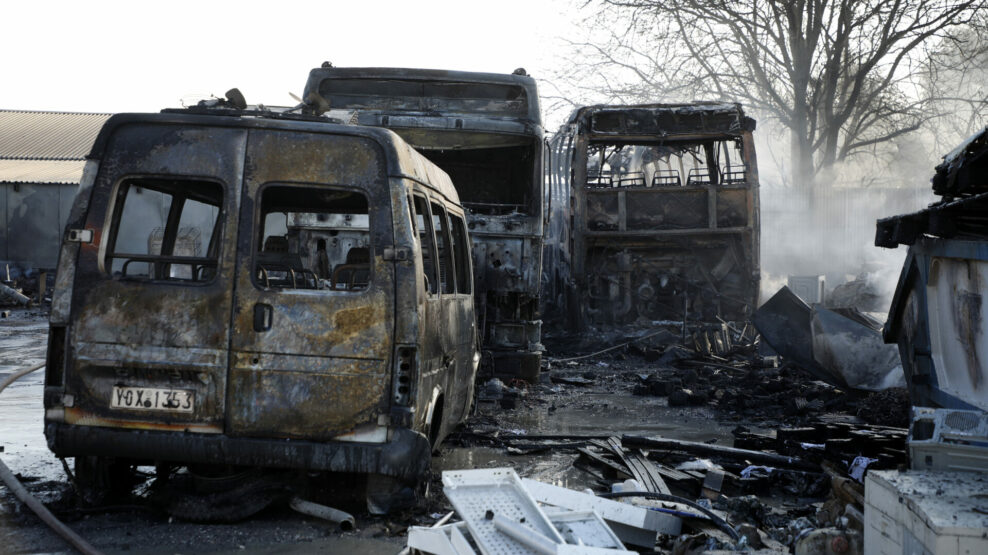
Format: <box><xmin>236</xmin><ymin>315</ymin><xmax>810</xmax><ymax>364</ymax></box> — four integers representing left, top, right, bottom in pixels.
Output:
<box><xmin>1</xmin><ymin>0</ymin><xmax>580</xmax><ymax>114</ymax></box>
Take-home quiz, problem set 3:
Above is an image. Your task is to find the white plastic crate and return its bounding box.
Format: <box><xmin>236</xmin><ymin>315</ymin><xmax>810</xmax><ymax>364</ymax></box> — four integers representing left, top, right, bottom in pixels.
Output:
<box><xmin>443</xmin><ymin>468</ymin><xmax>565</xmax><ymax>555</ymax></box>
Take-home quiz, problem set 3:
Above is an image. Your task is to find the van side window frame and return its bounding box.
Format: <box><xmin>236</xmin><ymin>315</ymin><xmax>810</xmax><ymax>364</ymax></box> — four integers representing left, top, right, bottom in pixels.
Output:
<box><xmin>448</xmin><ymin>212</ymin><xmax>472</xmax><ymax>295</ymax></box>
<box><xmin>411</xmin><ymin>192</ymin><xmax>439</xmax><ymax>297</ymax></box>
<box><xmin>102</xmin><ymin>176</ymin><xmax>225</xmax><ymax>285</ymax></box>
<box><xmin>430</xmin><ymin>200</ymin><xmax>456</xmax><ymax>295</ymax></box>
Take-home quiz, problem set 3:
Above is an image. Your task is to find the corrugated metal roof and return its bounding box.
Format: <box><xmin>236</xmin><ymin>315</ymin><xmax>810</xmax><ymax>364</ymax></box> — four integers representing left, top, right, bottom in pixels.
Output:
<box><xmin>0</xmin><ymin>110</ymin><xmax>111</xmax><ymax>161</ymax></box>
<box><xmin>0</xmin><ymin>159</ymin><xmax>86</xmax><ymax>184</ymax></box>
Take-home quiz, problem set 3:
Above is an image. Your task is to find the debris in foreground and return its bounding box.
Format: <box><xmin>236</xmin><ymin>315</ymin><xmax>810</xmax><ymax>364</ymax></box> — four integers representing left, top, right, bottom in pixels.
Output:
<box><xmin>407</xmin><ymin>447</ymin><xmax>881</xmax><ymax>554</ymax></box>
<box><xmin>408</xmin><ymin>468</ymin><xmax>649</xmax><ymax>554</ymax></box>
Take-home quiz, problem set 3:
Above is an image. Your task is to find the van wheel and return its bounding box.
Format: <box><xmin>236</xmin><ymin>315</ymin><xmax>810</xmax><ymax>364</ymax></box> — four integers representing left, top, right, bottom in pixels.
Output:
<box><xmin>365</xmin><ymin>473</ymin><xmax>417</xmax><ymax>515</ymax></box>
<box><xmin>73</xmin><ymin>456</ymin><xmax>134</xmax><ymax>506</ymax></box>
<box><xmin>159</xmin><ymin>472</ymin><xmax>289</xmax><ymax>523</ymax></box>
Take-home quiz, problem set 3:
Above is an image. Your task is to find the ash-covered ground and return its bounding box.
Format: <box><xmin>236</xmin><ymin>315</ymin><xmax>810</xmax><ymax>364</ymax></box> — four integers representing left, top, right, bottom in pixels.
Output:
<box><xmin>1</xmin><ymin>310</ymin><xmax>904</xmax><ymax>554</ymax></box>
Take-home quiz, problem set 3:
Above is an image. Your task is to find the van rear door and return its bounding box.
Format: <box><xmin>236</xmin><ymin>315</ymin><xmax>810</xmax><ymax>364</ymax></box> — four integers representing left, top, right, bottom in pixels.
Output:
<box><xmin>66</xmin><ymin>122</ymin><xmax>245</xmax><ymax>433</ymax></box>
<box><xmin>226</xmin><ymin>129</ymin><xmax>395</xmax><ymax>440</ymax></box>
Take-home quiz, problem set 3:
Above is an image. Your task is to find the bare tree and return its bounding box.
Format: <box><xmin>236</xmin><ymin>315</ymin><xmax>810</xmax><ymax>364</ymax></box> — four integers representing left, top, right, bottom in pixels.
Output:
<box><xmin>554</xmin><ymin>0</ymin><xmax>983</xmax><ymax>187</ymax></box>
<box><xmin>920</xmin><ymin>13</ymin><xmax>988</xmax><ymax>153</ymax></box>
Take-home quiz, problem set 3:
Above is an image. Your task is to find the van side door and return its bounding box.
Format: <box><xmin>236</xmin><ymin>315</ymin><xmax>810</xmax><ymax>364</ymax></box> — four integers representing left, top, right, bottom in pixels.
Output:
<box><xmin>444</xmin><ymin>209</ymin><xmax>477</xmax><ymax>420</ymax></box>
<box><xmin>226</xmin><ymin>130</ymin><xmax>395</xmax><ymax>440</ymax></box>
<box><xmin>409</xmin><ymin>192</ymin><xmax>444</xmax><ymax>424</ymax></box>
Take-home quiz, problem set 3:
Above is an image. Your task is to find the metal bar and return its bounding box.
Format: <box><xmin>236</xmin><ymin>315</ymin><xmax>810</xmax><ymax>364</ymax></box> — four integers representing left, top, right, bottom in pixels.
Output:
<box><xmin>623</xmin><ymin>435</ymin><xmax>819</xmax><ymax>471</ymax></box>
<box><xmin>0</xmin><ymin>282</ymin><xmax>29</xmax><ymax>305</ymax></box>
<box><xmin>583</xmin><ymin>227</ymin><xmax>750</xmax><ymax>238</ymax></box>
<box><xmin>617</xmin><ymin>191</ymin><xmax>626</xmax><ymax>232</ymax></box>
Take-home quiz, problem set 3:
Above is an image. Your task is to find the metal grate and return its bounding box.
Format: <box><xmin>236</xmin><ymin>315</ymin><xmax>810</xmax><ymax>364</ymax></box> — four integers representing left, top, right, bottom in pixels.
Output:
<box><xmin>944</xmin><ymin>410</ymin><xmax>980</xmax><ymax>432</ymax></box>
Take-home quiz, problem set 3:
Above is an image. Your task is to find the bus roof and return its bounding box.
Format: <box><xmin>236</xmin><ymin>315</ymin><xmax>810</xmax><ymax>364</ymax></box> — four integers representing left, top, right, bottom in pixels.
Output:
<box><xmin>303</xmin><ymin>66</ymin><xmax>542</xmax><ymax>128</ymax></box>
<box><xmin>565</xmin><ymin>103</ymin><xmax>755</xmax><ymax>138</ymax></box>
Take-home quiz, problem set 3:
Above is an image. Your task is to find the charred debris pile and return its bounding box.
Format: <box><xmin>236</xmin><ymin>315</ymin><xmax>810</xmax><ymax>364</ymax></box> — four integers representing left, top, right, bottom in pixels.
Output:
<box><xmin>445</xmin><ymin>325</ymin><xmax>908</xmax><ymax>552</ymax></box>
<box><xmin>0</xmin><ymin>264</ymin><xmax>48</xmax><ymax>310</ymax></box>
<box><xmin>536</xmin><ymin>324</ymin><xmax>908</xmax><ymax>426</ymax></box>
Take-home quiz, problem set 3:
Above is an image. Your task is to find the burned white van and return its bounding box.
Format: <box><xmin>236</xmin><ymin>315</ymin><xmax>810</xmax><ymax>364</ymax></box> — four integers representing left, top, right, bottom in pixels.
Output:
<box><xmin>43</xmin><ymin>109</ymin><xmax>479</xmax><ymax>511</ymax></box>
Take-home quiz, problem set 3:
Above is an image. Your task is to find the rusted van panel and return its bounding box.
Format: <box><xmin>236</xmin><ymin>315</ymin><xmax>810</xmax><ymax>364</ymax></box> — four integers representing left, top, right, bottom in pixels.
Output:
<box><xmin>44</xmin><ymin>111</ymin><xmax>477</xmax><ymax>486</ymax></box>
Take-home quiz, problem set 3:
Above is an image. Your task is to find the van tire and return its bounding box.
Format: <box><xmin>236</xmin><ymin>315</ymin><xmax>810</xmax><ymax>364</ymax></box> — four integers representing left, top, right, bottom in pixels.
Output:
<box><xmin>365</xmin><ymin>474</ymin><xmax>416</xmax><ymax>515</ymax></box>
<box><xmin>158</xmin><ymin>472</ymin><xmax>289</xmax><ymax>523</ymax></box>
<box><xmin>73</xmin><ymin>456</ymin><xmax>134</xmax><ymax>506</ymax></box>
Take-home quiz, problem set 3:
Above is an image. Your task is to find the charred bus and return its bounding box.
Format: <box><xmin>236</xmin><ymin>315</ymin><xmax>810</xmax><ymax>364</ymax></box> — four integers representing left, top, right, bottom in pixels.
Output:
<box><xmin>302</xmin><ymin>67</ymin><xmax>545</xmax><ymax>379</ymax></box>
<box><xmin>44</xmin><ymin>108</ymin><xmax>478</xmax><ymax>513</ymax></box>
<box><xmin>544</xmin><ymin>103</ymin><xmax>760</xmax><ymax>328</ymax></box>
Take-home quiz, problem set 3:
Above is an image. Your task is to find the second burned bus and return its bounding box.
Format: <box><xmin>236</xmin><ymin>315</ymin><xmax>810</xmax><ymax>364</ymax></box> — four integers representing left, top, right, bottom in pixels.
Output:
<box><xmin>544</xmin><ymin>103</ymin><xmax>761</xmax><ymax>329</ymax></box>
<box><xmin>303</xmin><ymin>66</ymin><xmax>545</xmax><ymax>379</ymax></box>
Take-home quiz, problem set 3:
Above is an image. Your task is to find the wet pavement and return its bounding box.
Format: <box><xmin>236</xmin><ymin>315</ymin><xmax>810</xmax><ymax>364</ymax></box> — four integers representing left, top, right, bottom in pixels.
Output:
<box><xmin>0</xmin><ymin>312</ymin><xmax>57</xmax><ymax>484</ymax></box>
<box><xmin>0</xmin><ymin>310</ymin><xmax>791</xmax><ymax>554</ymax></box>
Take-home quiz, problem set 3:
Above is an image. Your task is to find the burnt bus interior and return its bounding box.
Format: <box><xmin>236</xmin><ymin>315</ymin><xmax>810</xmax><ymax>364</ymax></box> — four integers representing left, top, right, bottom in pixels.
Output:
<box><xmin>303</xmin><ymin>67</ymin><xmax>547</xmax><ymax>380</ymax></box>
<box><xmin>419</xmin><ymin>137</ymin><xmax>543</xmax><ymax>375</ymax></box>
<box><xmin>584</xmin><ymin>138</ymin><xmax>749</xmax><ymax>231</ymax></box>
<box><xmin>583</xmin><ymin>139</ymin><xmax>756</xmax><ymax>325</ymax></box>
<box><xmin>379</xmin><ymin>132</ymin><xmax>541</xmax><ymax>366</ymax></box>
<box><xmin>586</xmin><ymin>139</ymin><xmax>747</xmax><ymax>192</ymax></box>
<box><xmin>421</xmin><ymin>142</ymin><xmax>536</xmax><ymax>215</ymax></box>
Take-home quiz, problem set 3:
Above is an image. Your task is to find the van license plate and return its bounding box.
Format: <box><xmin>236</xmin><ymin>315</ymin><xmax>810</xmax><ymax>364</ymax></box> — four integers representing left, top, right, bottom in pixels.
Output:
<box><xmin>111</xmin><ymin>386</ymin><xmax>194</xmax><ymax>413</ymax></box>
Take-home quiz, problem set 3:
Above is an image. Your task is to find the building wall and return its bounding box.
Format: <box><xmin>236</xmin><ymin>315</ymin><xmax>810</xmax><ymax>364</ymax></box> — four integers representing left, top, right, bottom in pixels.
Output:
<box><xmin>0</xmin><ymin>182</ymin><xmax>77</xmax><ymax>272</ymax></box>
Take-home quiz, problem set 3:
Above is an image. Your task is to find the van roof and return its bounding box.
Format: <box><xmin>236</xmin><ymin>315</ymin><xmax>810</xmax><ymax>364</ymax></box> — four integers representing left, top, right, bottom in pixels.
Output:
<box><xmin>87</xmin><ymin>111</ymin><xmax>460</xmax><ymax>204</ymax></box>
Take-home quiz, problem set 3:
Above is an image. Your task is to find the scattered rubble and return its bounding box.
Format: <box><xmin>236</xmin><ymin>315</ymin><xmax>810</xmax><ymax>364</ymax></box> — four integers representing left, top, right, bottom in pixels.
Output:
<box><xmin>433</xmin><ymin>320</ymin><xmax>917</xmax><ymax>553</ymax></box>
<box><xmin>854</xmin><ymin>388</ymin><xmax>910</xmax><ymax>427</ymax></box>
<box><xmin>5</xmin><ymin>298</ymin><xmax>918</xmax><ymax>554</ymax></box>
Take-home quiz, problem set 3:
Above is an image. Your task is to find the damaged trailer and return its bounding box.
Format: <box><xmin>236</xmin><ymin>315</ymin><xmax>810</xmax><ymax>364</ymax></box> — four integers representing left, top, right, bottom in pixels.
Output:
<box><xmin>43</xmin><ymin>106</ymin><xmax>479</xmax><ymax>512</ymax></box>
<box><xmin>869</xmin><ymin>127</ymin><xmax>988</xmax><ymax>554</ymax></box>
<box><xmin>301</xmin><ymin>66</ymin><xmax>545</xmax><ymax>380</ymax></box>
<box><xmin>543</xmin><ymin>103</ymin><xmax>760</xmax><ymax>328</ymax></box>
<box><xmin>877</xmin><ymin>126</ymin><xmax>988</xmax><ymax>413</ymax></box>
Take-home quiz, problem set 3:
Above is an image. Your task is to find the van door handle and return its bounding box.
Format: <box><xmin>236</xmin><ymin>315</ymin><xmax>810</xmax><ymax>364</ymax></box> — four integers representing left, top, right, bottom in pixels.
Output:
<box><xmin>253</xmin><ymin>303</ymin><xmax>273</xmax><ymax>332</ymax></box>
